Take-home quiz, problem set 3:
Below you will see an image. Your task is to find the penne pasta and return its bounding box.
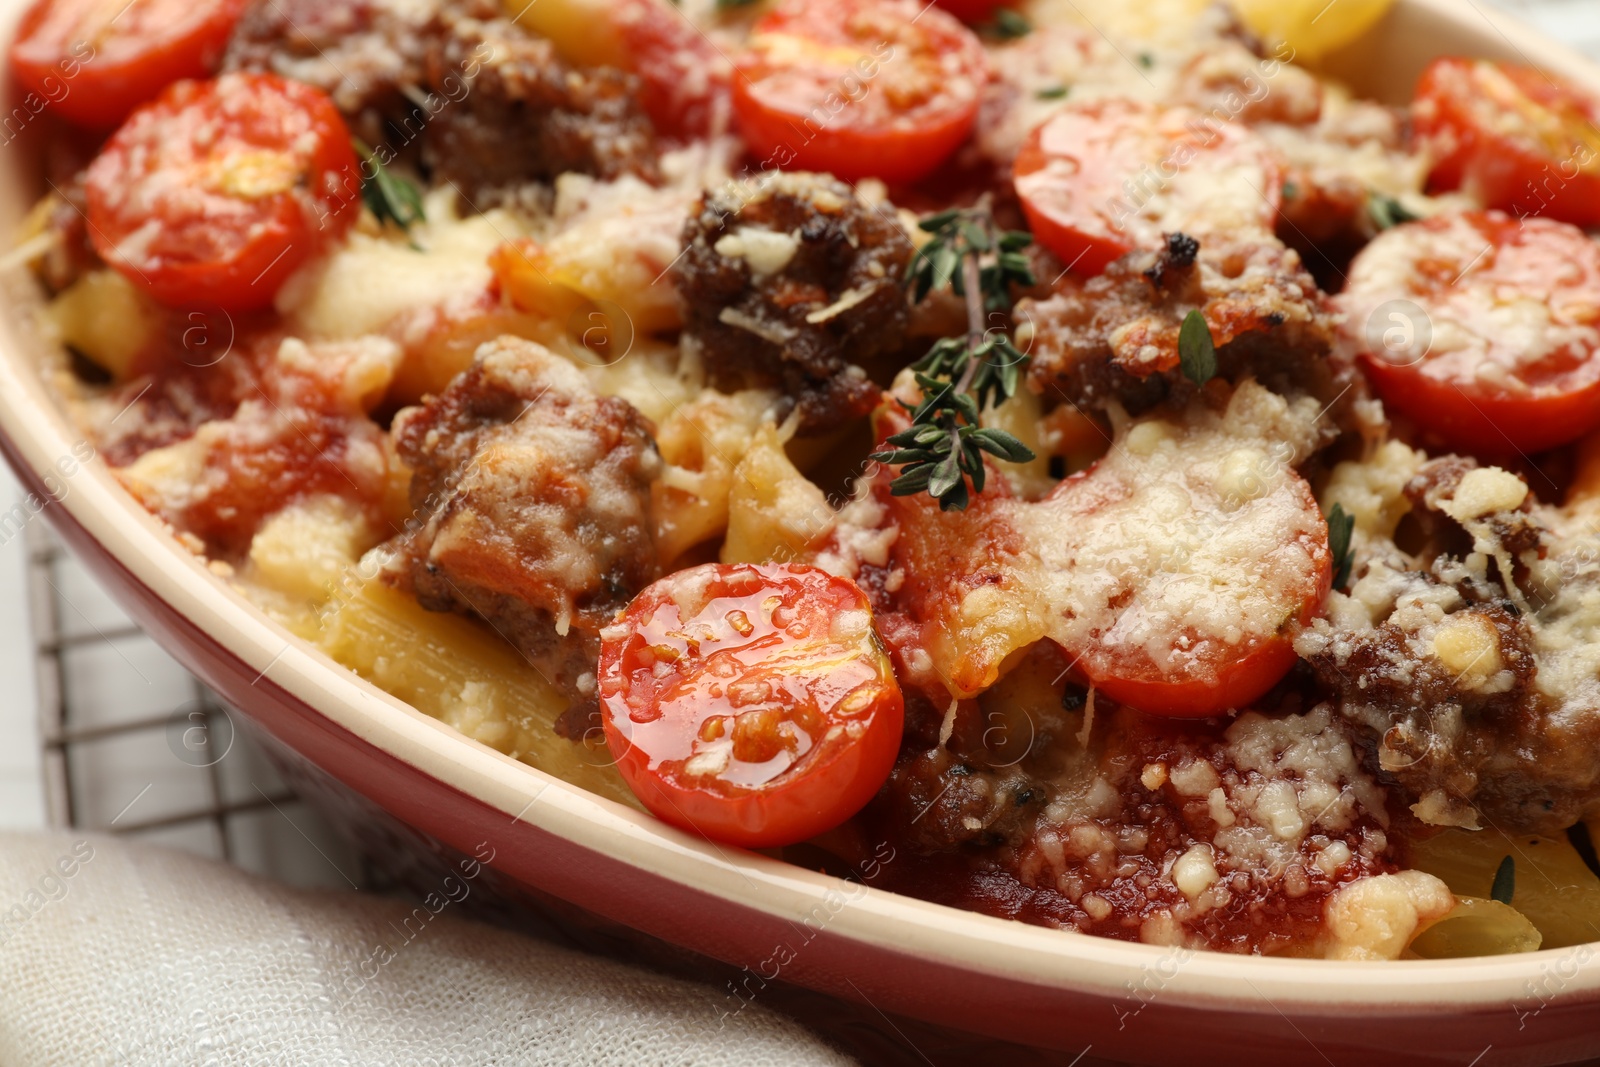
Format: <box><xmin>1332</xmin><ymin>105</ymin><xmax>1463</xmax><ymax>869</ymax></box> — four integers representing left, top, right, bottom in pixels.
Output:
<box><xmin>1408</xmin><ymin>897</ymin><xmax>1542</xmax><ymax>958</ymax></box>
<box><xmin>318</xmin><ymin>578</ymin><xmax>640</xmax><ymax>810</ymax></box>
<box><xmin>1408</xmin><ymin>828</ymin><xmax>1600</xmax><ymax>950</ymax></box>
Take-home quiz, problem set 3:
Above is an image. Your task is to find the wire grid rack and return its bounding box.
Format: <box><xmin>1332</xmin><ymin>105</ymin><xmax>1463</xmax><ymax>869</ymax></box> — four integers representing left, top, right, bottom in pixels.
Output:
<box><xmin>23</xmin><ymin>518</ymin><xmax>383</xmax><ymax>892</ymax></box>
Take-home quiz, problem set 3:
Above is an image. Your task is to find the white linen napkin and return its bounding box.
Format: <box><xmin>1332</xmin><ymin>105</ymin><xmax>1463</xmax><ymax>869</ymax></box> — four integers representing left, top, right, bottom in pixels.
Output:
<box><xmin>0</xmin><ymin>830</ymin><xmax>857</xmax><ymax>1066</ymax></box>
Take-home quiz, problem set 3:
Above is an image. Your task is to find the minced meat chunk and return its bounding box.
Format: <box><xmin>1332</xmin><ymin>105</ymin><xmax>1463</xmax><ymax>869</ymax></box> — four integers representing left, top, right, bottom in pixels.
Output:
<box><xmin>1019</xmin><ymin>233</ymin><xmax>1352</xmax><ymax>420</ymax></box>
<box><xmin>673</xmin><ymin>172</ymin><xmax>913</xmax><ymax>436</ymax></box>
<box><xmin>1298</xmin><ymin>456</ymin><xmax>1600</xmax><ymax>834</ymax></box>
<box><xmin>383</xmin><ymin>336</ymin><xmax>661</xmax><ymax>700</ymax></box>
<box><xmin>418</xmin><ymin>6</ymin><xmax>658</xmax><ymax>197</ymax></box>
<box><xmin>862</xmin><ymin>685</ymin><xmax>1397</xmax><ymax>953</ymax></box>
<box><xmin>224</xmin><ymin>0</ymin><xmax>434</xmax><ymax>143</ymax></box>
<box><xmin>226</xmin><ymin>0</ymin><xmax>657</xmax><ymax>193</ymax></box>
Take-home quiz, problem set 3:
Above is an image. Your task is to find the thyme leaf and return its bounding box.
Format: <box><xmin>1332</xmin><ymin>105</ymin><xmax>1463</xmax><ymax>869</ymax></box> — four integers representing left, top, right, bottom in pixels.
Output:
<box><xmin>1367</xmin><ymin>192</ymin><xmax>1420</xmax><ymax>232</ymax></box>
<box><xmin>1490</xmin><ymin>854</ymin><xmax>1516</xmax><ymax>905</ymax></box>
<box><xmin>1177</xmin><ymin>308</ymin><xmax>1216</xmax><ymax>386</ymax></box>
<box><xmin>989</xmin><ymin>8</ymin><xmax>1030</xmax><ymax>39</ymax></box>
<box><xmin>1327</xmin><ymin>502</ymin><xmax>1356</xmax><ymax>590</ymax></box>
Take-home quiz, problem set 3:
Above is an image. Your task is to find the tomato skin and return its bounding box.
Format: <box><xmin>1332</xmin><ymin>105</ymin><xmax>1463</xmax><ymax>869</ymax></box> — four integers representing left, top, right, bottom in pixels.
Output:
<box><xmin>1035</xmin><ymin>399</ymin><xmax>1332</xmax><ymax>719</ymax></box>
<box><xmin>1361</xmin><ymin>356</ymin><xmax>1600</xmax><ymax>458</ymax></box>
<box><xmin>1077</xmin><ymin>561</ymin><xmax>1329</xmax><ymax>720</ymax></box>
<box><xmin>932</xmin><ymin>0</ymin><xmax>1007</xmax><ymax>22</ymax></box>
<box><xmin>731</xmin><ymin>0</ymin><xmax>987</xmax><ymax>184</ymax></box>
<box><xmin>612</xmin><ymin>0</ymin><xmax>728</xmax><ymax>138</ymax></box>
<box><xmin>1413</xmin><ymin>57</ymin><xmax>1600</xmax><ymax>227</ymax></box>
<box><xmin>1014</xmin><ymin>99</ymin><xmax>1283</xmax><ymax>277</ymax></box>
<box><xmin>1341</xmin><ymin>211</ymin><xmax>1600</xmax><ymax>457</ymax></box>
<box><xmin>599</xmin><ymin>562</ymin><xmax>904</xmax><ymax>848</ymax></box>
<box><xmin>85</xmin><ymin>73</ymin><xmax>360</xmax><ymax>312</ymax></box>
<box><xmin>10</xmin><ymin>0</ymin><xmax>249</xmax><ymax>129</ymax></box>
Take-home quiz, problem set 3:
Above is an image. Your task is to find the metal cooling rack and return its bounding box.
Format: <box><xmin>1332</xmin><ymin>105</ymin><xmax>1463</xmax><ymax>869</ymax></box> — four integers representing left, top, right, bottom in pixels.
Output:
<box><xmin>24</xmin><ymin>519</ymin><xmax>379</xmax><ymax>891</ymax></box>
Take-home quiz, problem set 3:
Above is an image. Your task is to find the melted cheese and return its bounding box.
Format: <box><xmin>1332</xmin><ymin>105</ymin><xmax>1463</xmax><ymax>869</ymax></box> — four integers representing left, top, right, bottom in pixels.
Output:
<box><xmin>899</xmin><ymin>379</ymin><xmax>1328</xmax><ymax>699</ymax></box>
<box><xmin>1028</xmin><ymin>381</ymin><xmax>1326</xmax><ymax>673</ymax></box>
<box><xmin>1323</xmin><ymin>870</ymin><xmax>1455</xmax><ymax>961</ymax></box>
<box><xmin>1339</xmin><ymin>213</ymin><xmax>1600</xmax><ymax>389</ymax></box>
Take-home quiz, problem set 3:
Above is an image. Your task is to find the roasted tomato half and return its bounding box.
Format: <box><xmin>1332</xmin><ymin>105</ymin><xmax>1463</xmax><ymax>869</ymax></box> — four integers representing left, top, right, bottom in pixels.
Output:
<box><xmin>598</xmin><ymin>562</ymin><xmax>904</xmax><ymax>848</ymax></box>
<box><xmin>732</xmin><ymin>0</ymin><xmax>988</xmax><ymax>184</ymax></box>
<box><xmin>1014</xmin><ymin>98</ymin><xmax>1284</xmax><ymax>276</ymax></box>
<box><xmin>84</xmin><ymin>73</ymin><xmax>360</xmax><ymax>312</ymax></box>
<box><xmin>10</xmin><ymin>0</ymin><xmax>249</xmax><ymax>129</ymax></box>
<box><xmin>1413</xmin><ymin>57</ymin><xmax>1600</xmax><ymax>227</ymax></box>
<box><xmin>1339</xmin><ymin>210</ymin><xmax>1600</xmax><ymax>456</ymax></box>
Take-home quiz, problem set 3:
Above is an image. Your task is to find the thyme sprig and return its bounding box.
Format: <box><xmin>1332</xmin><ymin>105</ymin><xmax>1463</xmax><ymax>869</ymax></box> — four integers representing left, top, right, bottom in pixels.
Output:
<box><xmin>869</xmin><ymin>203</ymin><xmax>1037</xmax><ymax>512</ymax></box>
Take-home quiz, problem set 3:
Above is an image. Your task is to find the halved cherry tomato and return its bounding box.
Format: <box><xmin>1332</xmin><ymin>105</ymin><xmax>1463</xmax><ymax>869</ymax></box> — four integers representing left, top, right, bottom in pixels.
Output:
<box><xmin>731</xmin><ymin>0</ymin><xmax>988</xmax><ymax>184</ymax></box>
<box><xmin>1083</xmin><ymin>629</ymin><xmax>1309</xmax><ymax>719</ymax></box>
<box><xmin>613</xmin><ymin>0</ymin><xmax>729</xmax><ymax>138</ymax></box>
<box><xmin>598</xmin><ymin>562</ymin><xmax>904</xmax><ymax>848</ymax></box>
<box><xmin>1036</xmin><ymin>395</ymin><xmax>1332</xmax><ymax>718</ymax></box>
<box><xmin>10</xmin><ymin>0</ymin><xmax>249</xmax><ymax>129</ymax></box>
<box><xmin>85</xmin><ymin>73</ymin><xmax>360</xmax><ymax>312</ymax></box>
<box><xmin>1339</xmin><ymin>210</ymin><xmax>1600</xmax><ymax>456</ymax></box>
<box><xmin>1013</xmin><ymin>99</ymin><xmax>1284</xmax><ymax>276</ymax></box>
<box><xmin>1413</xmin><ymin>57</ymin><xmax>1600</xmax><ymax>227</ymax></box>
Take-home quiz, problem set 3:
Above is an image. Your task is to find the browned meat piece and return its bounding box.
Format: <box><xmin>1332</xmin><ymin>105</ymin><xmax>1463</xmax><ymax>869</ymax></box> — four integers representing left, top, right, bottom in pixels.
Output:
<box><xmin>1275</xmin><ymin>171</ymin><xmax>1372</xmax><ymax>288</ymax></box>
<box><xmin>226</xmin><ymin>0</ymin><xmax>657</xmax><ymax>192</ymax></box>
<box><xmin>419</xmin><ymin>9</ymin><xmax>657</xmax><ymax>197</ymax></box>
<box><xmin>383</xmin><ymin>336</ymin><xmax>662</xmax><ymax>700</ymax></box>
<box><xmin>1298</xmin><ymin>457</ymin><xmax>1600</xmax><ymax>835</ymax></box>
<box><xmin>1256</xmin><ymin>98</ymin><xmax>1415</xmax><ymax>286</ymax></box>
<box><xmin>1303</xmin><ymin>596</ymin><xmax>1552</xmax><ymax>831</ymax></box>
<box><xmin>673</xmin><ymin>172</ymin><xmax>914</xmax><ymax>436</ymax></box>
<box><xmin>224</xmin><ymin>0</ymin><xmax>433</xmax><ymax>144</ymax></box>
<box><xmin>1019</xmin><ymin>232</ymin><xmax>1352</xmax><ymax>420</ymax></box>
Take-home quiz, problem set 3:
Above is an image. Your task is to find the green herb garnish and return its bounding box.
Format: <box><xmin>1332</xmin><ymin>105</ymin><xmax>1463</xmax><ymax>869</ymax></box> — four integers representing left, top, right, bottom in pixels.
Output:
<box><xmin>1036</xmin><ymin>85</ymin><xmax>1069</xmax><ymax>100</ymax></box>
<box><xmin>1137</xmin><ymin>51</ymin><xmax>1155</xmax><ymax>69</ymax></box>
<box><xmin>1177</xmin><ymin>308</ymin><xmax>1215</xmax><ymax>387</ymax></box>
<box><xmin>990</xmin><ymin>8</ymin><xmax>1031</xmax><ymax>39</ymax></box>
<box><xmin>869</xmin><ymin>203</ymin><xmax>1037</xmax><ymax>512</ymax></box>
<box><xmin>1367</xmin><ymin>192</ymin><xmax>1420</xmax><ymax>232</ymax></box>
<box><xmin>1282</xmin><ymin>179</ymin><xmax>1299</xmax><ymax>201</ymax></box>
<box><xmin>1327</xmin><ymin>502</ymin><xmax>1356</xmax><ymax>590</ymax></box>
<box><xmin>1491</xmin><ymin>854</ymin><xmax>1516</xmax><ymax>905</ymax></box>
<box><xmin>355</xmin><ymin>139</ymin><xmax>425</xmax><ymax>237</ymax></box>
<box><xmin>715</xmin><ymin>0</ymin><xmax>759</xmax><ymax>9</ymax></box>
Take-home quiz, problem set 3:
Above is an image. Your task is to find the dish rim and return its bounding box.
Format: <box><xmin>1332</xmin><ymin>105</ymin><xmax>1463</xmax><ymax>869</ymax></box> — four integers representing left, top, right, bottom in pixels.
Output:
<box><xmin>1</xmin><ymin>0</ymin><xmax>1598</xmax><ymax>1018</ymax></box>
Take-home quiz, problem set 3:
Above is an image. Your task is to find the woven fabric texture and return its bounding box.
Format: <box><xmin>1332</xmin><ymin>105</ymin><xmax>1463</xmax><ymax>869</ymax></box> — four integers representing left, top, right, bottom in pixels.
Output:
<box><xmin>0</xmin><ymin>831</ymin><xmax>856</xmax><ymax>1067</ymax></box>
